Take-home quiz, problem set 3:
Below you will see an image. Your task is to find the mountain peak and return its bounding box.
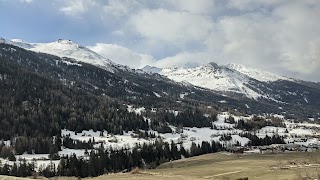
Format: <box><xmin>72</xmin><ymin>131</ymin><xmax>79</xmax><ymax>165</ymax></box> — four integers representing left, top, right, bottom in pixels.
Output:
<box><xmin>142</xmin><ymin>65</ymin><xmax>162</xmax><ymax>74</ymax></box>
<box><xmin>4</xmin><ymin>38</ymin><xmax>115</xmax><ymax>72</ymax></box>
<box><xmin>207</xmin><ymin>62</ymin><xmax>219</xmax><ymax>69</ymax></box>
<box><xmin>10</xmin><ymin>39</ymin><xmax>29</xmax><ymax>43</ymax></box>
<box><xmin>54</xmin><ymin>39</ymin><xmax>84</xmax><ymax>48</ymax></box>
<box><xmin>56</xmin><ymin>39</ymin><xmax>74</xmax><ymax>44</ymax></box>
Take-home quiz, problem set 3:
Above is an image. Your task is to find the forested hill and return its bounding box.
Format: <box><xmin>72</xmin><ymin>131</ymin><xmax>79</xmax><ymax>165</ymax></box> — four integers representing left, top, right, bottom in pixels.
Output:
<box><xmin>0</xmin><ymin>43</ymin><xmax>216</xmax><ymax>106</ymax></box>
<box><xmin>0</xmin><ymin>43</ymin><xmax>224</xmax><ymax>140</ymax></box>
<box><xmin>0</xmin><ymin>43</ymin><xmax>290</xmax><ymax>114</ymax></box>
<box><xmin>0</xmin><ymin>50</ymin><xmax>151</xmax><ymax>139</ymax></box>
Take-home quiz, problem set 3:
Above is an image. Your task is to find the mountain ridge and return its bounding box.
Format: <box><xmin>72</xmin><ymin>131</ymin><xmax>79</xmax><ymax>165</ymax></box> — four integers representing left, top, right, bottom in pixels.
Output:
<box><xmin>1</xmin><ymin>37</ymin><xmax>320</xmax><ymax>117</ymax></box>
<box><xmin>2</xmin><ymin>38</ymin><xmax>115</xmax><ymax>72</ymax></box>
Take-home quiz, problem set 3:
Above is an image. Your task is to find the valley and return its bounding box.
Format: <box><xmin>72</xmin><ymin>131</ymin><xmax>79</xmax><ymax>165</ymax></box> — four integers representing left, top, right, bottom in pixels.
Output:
<box><xmin>1</xmin><ymin>1</ymin><xmax>319</xmax><ymax>179</ymax></box>
<box><xmin>0</xmin><ymin>38</ymin><xmax>320</xmax><ymax>179</ymax></box>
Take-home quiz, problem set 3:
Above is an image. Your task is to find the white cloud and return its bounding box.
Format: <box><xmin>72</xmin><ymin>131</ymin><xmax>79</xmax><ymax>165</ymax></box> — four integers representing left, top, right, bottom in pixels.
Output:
<box><xmin>165</xmin><ymin>0</ymin><xmax>215</xmax><ymax>14</ymax></box>
<box><xmin>273</xmin><ymin>1</ymin><xmax>320</xmax><ymax>74</ymax></box>
<box><xmin>102</xmin><ymin>0</ymin><xmax>142</xmax><ymax>17</ymax></box>
<box><xmin>19</xmin><ymin>0</ymin><xmax>33</xmax><ymax>3</ymax></box>
<box><xmin>1</xmin><ymin>0</ymin><xmax>34</xmax><ymax>3</ymax></box>
<box><xmin>154</xmin><ymin>52</ymin><xmax>213</xmax><ymax>68</ymax></box>
<box><xmin>205</xmin><ymin>13</ymin><xmax>280</xmax><ymax>68</ymax></box>
<box><xmin>201</xmin><ymin>0</ymin><xmax>320</xmax><ymax>77</ymax></box>
<box><xmin>88</xmin><ymin>43</ymin><xmax>156</xmax><ymax>69</ymax></box>
<box><xmin>227</xmin><ymin>0</ymin><xmax>288</xmax><ymax>11</ymax></box>
<box><xmin>55</xmin><ymin>0</ymin><xmax>320</xmax><ymax>80</ymax></box>
<box><xmin>129</xmin><ymin>9</ymin><xmax>213</xmax><ymax>46</ymax></box>
<box><xmin>59</xmin><ymin>0</ymin><xmax>97</xmax><ymax>17</ymax></box>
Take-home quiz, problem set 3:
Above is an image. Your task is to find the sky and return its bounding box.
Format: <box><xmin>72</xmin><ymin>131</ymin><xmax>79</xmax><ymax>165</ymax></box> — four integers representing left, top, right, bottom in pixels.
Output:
<box><xmin>0</xmin><ymin>0</ymin><xmax>319</xmax><ymax>81</ymax></box>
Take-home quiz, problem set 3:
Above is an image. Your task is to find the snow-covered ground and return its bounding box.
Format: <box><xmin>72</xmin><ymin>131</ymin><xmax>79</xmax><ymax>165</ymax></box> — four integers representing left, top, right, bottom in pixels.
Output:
<box><xmin>180</xmin><ymin>92</ymin><xmax>189</xmax><ymax>99</ymax></box>
<box><xmin>0</xmin><ymin>156</ymin><xmax>60</xmax><ymax>171</ymax></box>
<box><xmin>1</xmin><ymin>111</ymin><xmax>320</xmax><ymax>170</ymax></box>
<box><xmin>58</xmin><ymin>112</ymin><xmax>320</xmax><ymax>152</ymax></box>
<box><xmin>127</xmin><ymin>105</ymin><xmax>145</xmax><ymax>115</ymax></box>
<box><xmin>62</xmin><ymin>129</ymin><xmax>151</xmax><ymax>150</ymax></box>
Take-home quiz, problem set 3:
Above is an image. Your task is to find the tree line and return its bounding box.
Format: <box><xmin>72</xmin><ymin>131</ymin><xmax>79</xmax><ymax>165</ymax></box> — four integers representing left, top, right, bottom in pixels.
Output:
<box><xmin>0</xmin><ymin>140</ymin><xmax>224</xmax><ymax>178</ymax></box>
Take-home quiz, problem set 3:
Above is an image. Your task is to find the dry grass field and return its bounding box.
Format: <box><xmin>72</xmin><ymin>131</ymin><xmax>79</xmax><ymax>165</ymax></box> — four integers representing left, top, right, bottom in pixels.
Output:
<box><xmin>0</xmin><ymin>176</ymin><xmax>33</xmax><ymax>180</ymax></box>
<box><xmin>2</xmin><ymin>152</ymin><xmax>320</xmax><ymax>180</ymax></box>
<box><xmin>94</xmin><ymin>152</ymin><xmax>320</xmax><ymax>180</ymax></box>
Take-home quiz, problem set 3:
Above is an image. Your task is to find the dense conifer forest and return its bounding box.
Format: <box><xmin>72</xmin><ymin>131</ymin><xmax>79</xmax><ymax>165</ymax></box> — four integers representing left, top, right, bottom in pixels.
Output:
<box><xmin>0</xmin><ymin>140</ymin><xmax>224</xmax><ymax>178</ymax></box>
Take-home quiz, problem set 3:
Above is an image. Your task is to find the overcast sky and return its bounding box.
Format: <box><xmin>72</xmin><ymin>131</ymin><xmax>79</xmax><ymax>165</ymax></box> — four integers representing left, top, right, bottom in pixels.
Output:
<box><xmin>0</xmin><ymin>0</ymin><xmax>319</xmax><ymax>81</ymax></box>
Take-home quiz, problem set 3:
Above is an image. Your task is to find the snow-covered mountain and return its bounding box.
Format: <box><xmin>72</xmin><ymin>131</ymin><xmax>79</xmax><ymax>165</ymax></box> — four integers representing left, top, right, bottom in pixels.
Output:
<box><xmin>2</xmin><ymin>37</ymin><xmax>320</xmax><ymax>113</ymax></box>
<box><xmin>161</xmin><ymin>62</ymin><xmax>263</xmax><ymax>99</ymax></box>
<box><xmin>4</xmin><ymin>38</ymin><xmax>115</xmax><ymax>72</ymax></box>
<box><xmin>143</xmin><ymin>62</ymin><xmax>296</xmax><ymax>101</ymax></box>
<box><xmin>226</xmin><ymin>63</ymin><xmax>291</xmax><ymax>82</ymax></box>
<box><xmin>142</xmin><ymin>62</ymin><xmax>320</xmax><ymax>109</ymax></box>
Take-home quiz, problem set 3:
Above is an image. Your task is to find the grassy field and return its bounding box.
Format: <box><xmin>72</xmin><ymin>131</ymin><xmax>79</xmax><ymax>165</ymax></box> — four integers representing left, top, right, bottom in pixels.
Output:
<box><xmin>2</xmin><ymin>151</ymin><xmax>320</xmax><ymax>180</ymax></box>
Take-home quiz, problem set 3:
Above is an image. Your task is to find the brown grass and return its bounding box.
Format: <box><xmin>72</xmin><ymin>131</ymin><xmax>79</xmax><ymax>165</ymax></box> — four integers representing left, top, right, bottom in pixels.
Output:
<box><xmin>88</xmin><ymin>152</ymin><xmax>320</xmax><ymax>180</ymax></box>
<box><xmin>130</xmin><ymin>167</ymin><xmax>141</xmax><ymax>174</ymax></box>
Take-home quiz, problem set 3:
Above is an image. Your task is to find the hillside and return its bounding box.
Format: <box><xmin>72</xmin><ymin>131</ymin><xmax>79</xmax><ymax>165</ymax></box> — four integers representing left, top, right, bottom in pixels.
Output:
<box><xmin>2</xmin><ymin>39</ymin><xmax>320</xmax><ymax>117</ymax></box>
<box><xmin>143</xmin><ymin>62</ymin><xmax>320</xmax><ymax>117</ymax></box>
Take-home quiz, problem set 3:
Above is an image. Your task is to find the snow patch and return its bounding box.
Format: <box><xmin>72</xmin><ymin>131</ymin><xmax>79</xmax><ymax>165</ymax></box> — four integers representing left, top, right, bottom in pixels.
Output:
<box><xmin>153</xmin><ymin>92</ymin><xmax>162</xmax><ymax>98</ymax></box>
<box><xmin>180</xmin><ymin>92</ymin><xmax>189</xmax><ymax>99</ymax></box>
<box><xmin>127</xmin><ymin>105</ymin><xmax>145</xmax><ymax>115</ymax></box>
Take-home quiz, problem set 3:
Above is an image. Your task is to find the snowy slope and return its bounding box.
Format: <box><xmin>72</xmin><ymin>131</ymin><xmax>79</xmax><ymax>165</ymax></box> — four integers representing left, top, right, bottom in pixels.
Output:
<box><xmin>156</xmin><ymin>62</ymin><xmax>263</xmax><ymax>99</ymax></box>
<box><xmin>2</xmin><ymin>110</ymin><xmax>320</xmax><ymax>170</ymax></box>
<box><xmin>227</xmin><ymin>63</ymin><xmax>291</xmax><ymax>82</ymax></box>
<box><xmin>143</xmin><ymin>62</ymin><xmax>302</xmax><ymax>101</ymax></box>
<box><xmin>4</xmin><ymin>38</ymin><xmax>115</xmax><ymax>72</ymax></box>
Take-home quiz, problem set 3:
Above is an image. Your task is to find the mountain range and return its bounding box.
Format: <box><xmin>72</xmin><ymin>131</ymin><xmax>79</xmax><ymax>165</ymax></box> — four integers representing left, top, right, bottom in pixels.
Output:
<box><xmin>1</xmin><ymin>37</ymin><xmax>320</xmax><ymax>118</ymax></box>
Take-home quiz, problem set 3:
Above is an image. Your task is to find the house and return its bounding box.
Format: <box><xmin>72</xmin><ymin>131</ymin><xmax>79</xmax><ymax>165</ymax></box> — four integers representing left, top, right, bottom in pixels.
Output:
<box><xmin>306</xmin><ymin>144</ymin><xmax>319</xmax><ymax>152</ymax></box>
<box><xmin>259</xmin><ymin>146</ymin><xmax>272</xmax><ymax>154</ymax></box>
<box><xmin>228</xmin><ymin>146</ymin><xmax>248</xmax><ymax>153</ymax></box>
<box><xmin>244</xmin><ymin>149</ymin><xmax>260</xmax><ymax>154</ymax></box>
